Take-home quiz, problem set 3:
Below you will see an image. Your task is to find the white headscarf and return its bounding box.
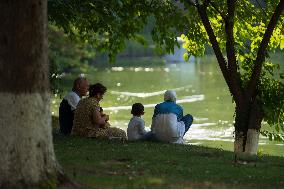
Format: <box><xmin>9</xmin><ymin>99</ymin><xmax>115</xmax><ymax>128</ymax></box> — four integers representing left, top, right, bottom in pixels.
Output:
<box><xmin>164</xmin><ymin>90</ymin><xmax>177</xmax><ymax>103</ymax></box>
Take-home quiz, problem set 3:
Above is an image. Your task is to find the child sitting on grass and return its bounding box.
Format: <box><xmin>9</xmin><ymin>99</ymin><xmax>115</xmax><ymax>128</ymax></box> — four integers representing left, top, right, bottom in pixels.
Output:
<box><xmin>127</xmin><ymin>103</ymin><xmax>152</xmax><ymax>141</ymax></box>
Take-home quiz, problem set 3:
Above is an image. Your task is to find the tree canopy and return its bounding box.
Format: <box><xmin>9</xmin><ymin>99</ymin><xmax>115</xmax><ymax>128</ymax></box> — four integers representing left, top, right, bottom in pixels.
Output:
<box><xmin>48</xmin><ymin>0</ymin><xmax>188</xmax><ymax>61</ymax></box>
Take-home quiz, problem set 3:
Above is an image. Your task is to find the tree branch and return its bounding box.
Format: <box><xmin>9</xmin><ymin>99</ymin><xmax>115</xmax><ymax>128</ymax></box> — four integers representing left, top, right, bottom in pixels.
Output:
<box><xmin>208</xmin><ymin>0</ymin><xmax>226</xmax><ymax>19</ymax></box>
<box><xmin>182</xmin><ymin>0</ymin><xmax>197</xmax><ymax>7</ymax></box>
<box><xmin>225</xmin><ymin>0</ymin><xmax>244</xmax><ymax>104</ymax></box>
<box><xmin>203</xmin><ymin>0</ymin><xmax>210</xmax><ymax>8</ymax></box>
<box><xmin>196</xmin><ymin>5</ymin><xmax>236</xmax><ymax>99</ymax></box>
<box><xmin>246</xmin><ymin>0</ymin><xmax>284</xmax><ymax>100</ymax></box>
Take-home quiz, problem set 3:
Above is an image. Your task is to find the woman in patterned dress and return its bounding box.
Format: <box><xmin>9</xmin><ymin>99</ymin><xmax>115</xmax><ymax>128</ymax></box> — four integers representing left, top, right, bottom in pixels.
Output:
<box><xmin>72</xmin><ymin>83</ymin><xmax>126</xmax><ymax>139</ymax></box>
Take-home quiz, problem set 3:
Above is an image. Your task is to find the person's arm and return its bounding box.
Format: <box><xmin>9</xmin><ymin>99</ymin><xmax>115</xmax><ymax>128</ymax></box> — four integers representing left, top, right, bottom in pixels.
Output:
<box><xmin>138</xmin><ymin>120</ymin><xmax>147</xmax><ymax>135</ymax></box>
<box><xmin>152</xmin><ymin>105</ymin><xmax>158</xmax><ymax>118</ymax></box>
<box><xmin>92</xmin><ymin>110</ymin><xmax>108</xmax><ymax>126</ymax></box>
<box><xmin>177</xmin><ymin>105</ymin><xmax>184</xmax><ymax>121</ymax></box>
<box><xmin>104</xmin><ymin>114</ymin><xmax>109</xmax><ymax>122</ymax></box>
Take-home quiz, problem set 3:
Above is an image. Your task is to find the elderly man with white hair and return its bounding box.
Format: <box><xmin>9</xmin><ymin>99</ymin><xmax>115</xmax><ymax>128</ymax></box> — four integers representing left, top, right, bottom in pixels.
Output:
<box><xmin>59</xmin><ymin>76</ymin><xmax>89</xmax><ymax>135</ymax></box>
<box><xmin>151</xmin><ymin>90</ymin><xmax>193</xmax><ymax>144</ymax></box>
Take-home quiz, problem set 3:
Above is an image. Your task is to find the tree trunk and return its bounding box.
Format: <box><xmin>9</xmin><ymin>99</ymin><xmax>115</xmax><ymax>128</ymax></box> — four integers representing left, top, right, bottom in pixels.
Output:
<box><xmin>234</xmin><ymin>129</ymin><xmax>260</xmax><ymax>155</ymax></box>
<box><xmin>196</xmin><ymin>0</ymin><xmax>284</xmax><ymax>156</ymax></box>
<box><xmin>234</xmin><ymin>102</ymin><xmax>263</xmax><ymax>155</ymax></box>
<box><xmin>0</xmin><ymin>1</ymin><xmax>58</xmax><ymax>188</ymax></box>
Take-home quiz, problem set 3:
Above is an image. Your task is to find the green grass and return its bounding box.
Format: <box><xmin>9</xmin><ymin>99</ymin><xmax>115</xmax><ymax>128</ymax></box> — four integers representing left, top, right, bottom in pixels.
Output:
<box><xmin>53</xmin><ymin>135</ymin><xmax>284</xmax><ymax>189</ymax></box>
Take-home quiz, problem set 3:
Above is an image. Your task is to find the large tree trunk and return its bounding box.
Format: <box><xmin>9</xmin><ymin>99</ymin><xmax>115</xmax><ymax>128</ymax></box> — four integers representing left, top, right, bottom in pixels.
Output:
<box><xmin>0</xmin><ymin>1</ymin><xmax>58</xmax><ymax>188</ymax></box>
<box><xmin>234</xmin><ymin>102</ymin><xmax>264</xmax><ymax>155</ymax></box>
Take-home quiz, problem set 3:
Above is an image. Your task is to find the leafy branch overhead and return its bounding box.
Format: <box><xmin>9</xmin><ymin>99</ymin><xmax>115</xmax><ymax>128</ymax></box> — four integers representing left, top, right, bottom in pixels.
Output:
<box><xmin>48</xmin><ymin>0</ymin><xmax>189</xmax><ymax>62</ymax></box>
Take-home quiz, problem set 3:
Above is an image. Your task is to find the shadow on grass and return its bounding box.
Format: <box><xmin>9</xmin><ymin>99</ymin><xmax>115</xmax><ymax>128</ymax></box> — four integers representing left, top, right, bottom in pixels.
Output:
<box><xmin>52</xmin><ymin>131</ymin><xmax>284</xmax><ymax>189</ymax></box>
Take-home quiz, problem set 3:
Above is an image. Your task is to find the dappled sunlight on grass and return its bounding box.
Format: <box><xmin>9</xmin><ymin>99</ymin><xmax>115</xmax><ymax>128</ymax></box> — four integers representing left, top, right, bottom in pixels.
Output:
<box><xmin>146</xmin><ymin>177</ymin><xmax>164</xmax><ymax>185</ymax></box>
<box><xmin>53</xmin><ymin>136</ymin><xmax>284</xmax><ymax>189</ymax></box>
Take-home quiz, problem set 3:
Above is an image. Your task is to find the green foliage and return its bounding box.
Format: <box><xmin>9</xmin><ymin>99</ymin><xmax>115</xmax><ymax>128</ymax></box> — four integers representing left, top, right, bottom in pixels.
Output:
<box><xmin>48</xmin><ymin>0</ymin><xmax>188</xmax><ymax>62</ymax></box>
<box><xmin>183</xmin><ymin>52</ymin><xmax>189</xmax><ymax>62</ymax></box>
<box><xmin>48</xmin><ymin>25</ymin><xmax>96</xmax><ymax>94</ymax></box>
<box><xmin>259</xmin><ymin>70</ymin><xmax>284</xmax><ymax>127</ymax></box>
<box><xmin>48</xmin><ymin>25</ymin><xmax>96</xmax><ymax>69</ymax></box>
<box><xmin>179</xmin><ymin>0</ymin><xmax>284</xmax><ymax>133</ymax></box>
<box><xmin>240</xmin><ymin>58</ymin><xmax>284</xmax><ymax>130</ymax></box>
<box><xmin>257</xmin><ymin>148</ymin><xmax>264</xmax><ymax>157</ymax></box>
<box><xmin>179</xmin><ymin>1</ymin><xmax>284</xmax><ymax>60</ymax></box>
<box><xmin>49</xmin><ymin>54</ymin><xmax>62</xmax><ymax>95</ymax></box>
<box><xmin>181</xmin><ymin>33</ymin><xmax>206</xmax><ymax>57</ymax></box>
<box><xmin>260</xmin><ymin>130</ymin><xmax>284</xmax><ymax>142</ymax></box>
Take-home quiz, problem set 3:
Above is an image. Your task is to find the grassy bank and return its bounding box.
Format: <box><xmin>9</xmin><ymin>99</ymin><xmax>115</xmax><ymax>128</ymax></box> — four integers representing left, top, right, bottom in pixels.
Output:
<box><xmin>54</xmin><ymin>135</ymin><xmax>284</xmax><ymax>189</ymax></box>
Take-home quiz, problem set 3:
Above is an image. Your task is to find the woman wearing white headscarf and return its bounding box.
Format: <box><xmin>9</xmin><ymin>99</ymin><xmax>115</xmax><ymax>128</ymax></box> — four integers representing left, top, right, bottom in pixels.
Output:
<box><xmin>151</xmin><ymin>90</ymin><xmax>193</xmax><ymax>144</ymax></box>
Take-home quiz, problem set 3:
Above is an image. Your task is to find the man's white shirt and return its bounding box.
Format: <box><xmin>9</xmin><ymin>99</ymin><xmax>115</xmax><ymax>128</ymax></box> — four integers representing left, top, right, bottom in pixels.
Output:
<box><xmin>64</xmin><ymin>91</ymin><xmax>80</xmax><ymax>110</ymax></box>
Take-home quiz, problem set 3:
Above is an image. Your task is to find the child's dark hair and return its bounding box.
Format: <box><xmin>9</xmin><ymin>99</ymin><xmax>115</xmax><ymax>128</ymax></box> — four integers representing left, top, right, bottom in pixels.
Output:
<box><xmin>131</xmin><ymin>103</ymin><xmax>144</xmax><ymax>116</ymax></box>
<box><xmin>89</xmin><ymin>83</ymin><xmax>107</xmax><ymax>97</ymax></box>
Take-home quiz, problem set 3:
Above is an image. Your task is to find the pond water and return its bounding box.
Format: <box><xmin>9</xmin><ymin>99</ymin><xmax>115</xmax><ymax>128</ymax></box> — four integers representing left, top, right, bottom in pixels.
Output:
<box><xmin>52</xmin><ymin>55</ymin><xmax>284</xmax><ymax>156</ymax></box>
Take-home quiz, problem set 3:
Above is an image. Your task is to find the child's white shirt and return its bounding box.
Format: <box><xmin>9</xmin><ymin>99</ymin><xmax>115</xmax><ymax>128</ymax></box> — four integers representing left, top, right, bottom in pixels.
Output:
<box><xmin>127</xmin><ymin>116</ymin><xmax>147</xmax><ymax>140</ymax></box>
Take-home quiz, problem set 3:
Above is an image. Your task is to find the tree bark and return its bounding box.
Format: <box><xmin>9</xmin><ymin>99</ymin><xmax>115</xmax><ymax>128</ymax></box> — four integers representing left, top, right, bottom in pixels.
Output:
<box><xmin>196</xmin><ymin>4</ymin><xmax>244</xmax><ymax>106</ymax></box>
<box><xmin>234</xmin><ymin>101</ymin><xmax>263</xmax><ymax>155</ymax></box>
<box><xmin>0</xmin><ymin>1</ymin><xmax>58</xmax><ymax>188</ymax></box>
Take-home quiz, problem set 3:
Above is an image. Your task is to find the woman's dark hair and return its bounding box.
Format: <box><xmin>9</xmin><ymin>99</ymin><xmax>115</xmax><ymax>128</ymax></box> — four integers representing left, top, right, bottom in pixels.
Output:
<box><xmin>131</xmin><ymin>103</ymin><xmax>144</xmax><ymax>116</ymax></box>
<box><xmin>89</xmin><ymin>83</ymin><xmax>107</xmax><ymax>97</ymax></box>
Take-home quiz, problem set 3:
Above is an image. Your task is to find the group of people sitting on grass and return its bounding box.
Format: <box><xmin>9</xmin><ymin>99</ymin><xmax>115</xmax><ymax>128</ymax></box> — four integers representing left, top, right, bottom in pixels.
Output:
<box><xmin>59</xmin><ymin>76</ymin><xmax>193</xmax><ymax>144</ymax></box>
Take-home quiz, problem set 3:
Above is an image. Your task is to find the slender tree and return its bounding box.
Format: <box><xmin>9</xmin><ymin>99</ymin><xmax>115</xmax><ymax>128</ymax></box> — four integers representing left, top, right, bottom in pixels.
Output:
<box><xmin>180</xmin><ymin>0</ymin><xmax>284</xmax><ymax>154</ymax></box>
